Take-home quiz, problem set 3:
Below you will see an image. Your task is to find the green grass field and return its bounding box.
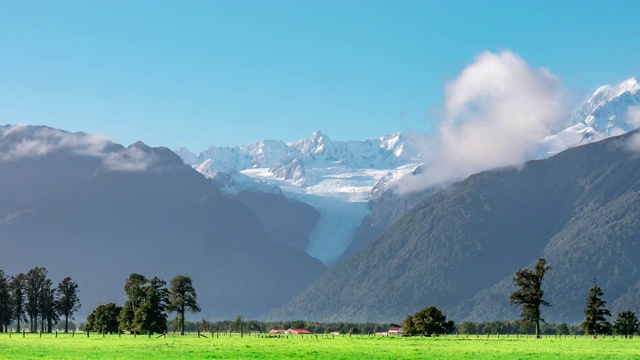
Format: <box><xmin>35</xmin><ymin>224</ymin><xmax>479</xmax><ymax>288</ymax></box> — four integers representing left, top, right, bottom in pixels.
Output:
<box><xmin>1</xmin><ymin>332</ymin><xmax>640</xmax><ymax>359</ymax></box>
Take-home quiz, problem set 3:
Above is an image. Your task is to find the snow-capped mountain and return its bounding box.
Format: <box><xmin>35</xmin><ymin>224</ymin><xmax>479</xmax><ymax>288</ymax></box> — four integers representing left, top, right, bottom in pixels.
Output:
<box><xmin>177</xmin><ymin>131</ymin><xmax>420</xmax><ymax>265</ymax></box>
<box><xmin>178</xmin><ymin>77</ymin><xmax>640</xmax><ymax>266</ymax></box>
<box><xmin>540</xmin><ymin>77</ymin><xmax>640</xmax><ymax>155</ymax></box>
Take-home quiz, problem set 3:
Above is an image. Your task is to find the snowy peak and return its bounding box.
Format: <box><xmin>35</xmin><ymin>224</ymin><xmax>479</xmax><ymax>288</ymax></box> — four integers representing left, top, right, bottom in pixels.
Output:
<box><xmin>542</xmin><ymin>77</ymin><xmax>640</xmax><ymax>155</ymax></box>
<box><xmin>572</xmin><ymin>77</ymin><xmax>640</xmax><ymax>134</ymax></box>
<box><xmin>179</xmin><ymin>131</ymin><xmax>417</xmax><ymax>187</ymax></box>
<box><xmin>269</xmin><ymin>158</ymin><xmax>306</xmax><ymax>185</ymax></box>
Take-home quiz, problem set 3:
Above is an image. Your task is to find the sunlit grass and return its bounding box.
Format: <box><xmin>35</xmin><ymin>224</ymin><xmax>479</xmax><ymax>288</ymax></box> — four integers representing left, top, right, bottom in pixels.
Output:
<box><xmin>1</xmin><ymin>332</ymin><xmax>640</xmax><ymax>359</ymax></box>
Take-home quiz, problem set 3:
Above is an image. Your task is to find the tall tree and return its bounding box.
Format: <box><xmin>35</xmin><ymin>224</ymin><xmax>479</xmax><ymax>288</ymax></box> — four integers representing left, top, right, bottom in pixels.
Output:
<box><xmin>8</xmin><ymin>274</ymin><xmax>27</xmax><ymax>333</ymax></box>
<box><xmin>56</xmin><ymin>277</ymin><xmax>81</xmax><ymax>333</ymax></box>
<box><xmin>139</xmin><ymin>277</ymin><xmax>169</xmax><ymax>335</ymax></box>
<box><xmin>613</xmin><ymin>311</ymin><xmax>639</xmax><ymax>339</ymax></box>
<box><xmin>118</xmin><ymin>273</ymin><xmax>147</xmax><ymax>334</ymax></box>
<box><xmin>25</xmin><ymin>267</ymin><xmax>48</xmax><ymax>332</ymax></box>
<box><xmin>167</xmin><ymin>275</ymin><xmax>201</xmax><ymax>335</ymax></box>
<box><xmin>581</xmin><ymin>278</ymin><xmax>612</xmax><ymax>338</ymax></box>
<box><xmin>39</xmin><ymin>279</ymin><xmax>58</xmax><ymax>333</ymax></box>
<box><xmin>0</xmin><ymin>270</ymin><xmax>12</xmax><ymax>332</ymax></box>
<box><xmin>510</xmin><ymin>258</ymin><xmax>551</xmax><ymax>338</ymax></box>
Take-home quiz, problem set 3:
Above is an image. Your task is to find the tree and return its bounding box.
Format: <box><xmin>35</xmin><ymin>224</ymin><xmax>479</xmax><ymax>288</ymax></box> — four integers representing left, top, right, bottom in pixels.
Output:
<box><xmin>0</xmin><ymin>271</ymin><xmax>12</xmax><ymax>332</ymax></box>
<box><xmin>457</xmin><ymin>321</ymin><xmax>478</xmax><ymax>335</ymax></box>
<box><xmin>56</xmin><ymin>277</ymin><xmax>81</xmax><ymax>333</ymax></box>
<box><xmin>581</xmin><ymin>278</ymin><xmax>612</xmax><ymax>338</ymax></box>
<box><xmin>9</xmin><ymin>274</ymin><xmax>27</xmax><ymax>332</ymax></box>
<box><xmin>25</xmin><ymin>267</ymin><xmax>48</xmax><ymax>332</ymax></box>
<box><xmin>139</xmin><ymin>277</ymin><xmax>169</xmax><ymax>335</ymax></box>
<box><xmin>118</xmin><ymin>274</ymin><xmax>168</xmax><ymax>335</ymax></box>
<box><xmin>118</xmin><ymin>273</ymin><xmax>147</xmax><ymax>334</ymax></box>
<box><xmin>86</xmin><ymin>303</ymin><xmax>122</xmax><ymax>334</ymax></box>
<box><xmin>613</xmin><ymin>311</ymin><xmax>638</xmax><ymax>339</ymax></box>
<box><xmin>167</xmin><ymin>275</ymin><xmax>201</xmax><ymax>335</ymax></box>
<box><xmin>510</xmin><ymin>258</ymin><xmax>551</xmax><ymax>338</ymax></box>
<box><xmin>39</xmin><ymin>279</ymin><xmax>58</xmax><ymax>333</ymax></box>
<box><xmin>404</xmin><ymin>306</ymin><xmax>455</xmax><ymax>336</ymax></box>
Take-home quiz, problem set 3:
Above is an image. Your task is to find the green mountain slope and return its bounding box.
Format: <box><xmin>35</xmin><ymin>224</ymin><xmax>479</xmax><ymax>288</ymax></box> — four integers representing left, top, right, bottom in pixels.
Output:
<box><xmin>266</xmin><ymin>130</ymin><xmax>640</xmax><ymax>323</ymax></box>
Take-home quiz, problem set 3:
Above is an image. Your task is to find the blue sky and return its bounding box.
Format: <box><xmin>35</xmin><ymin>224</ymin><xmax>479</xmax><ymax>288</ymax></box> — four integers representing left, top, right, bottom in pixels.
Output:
<box><xmin>1</xmin><ymin>0</ymin><xmax>639</xmax><ymax>151</ymax></box>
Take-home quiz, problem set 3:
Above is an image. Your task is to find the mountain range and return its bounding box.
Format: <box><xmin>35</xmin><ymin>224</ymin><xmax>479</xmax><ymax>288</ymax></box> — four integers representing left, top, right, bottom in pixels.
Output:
<box><xmin>2</xmin><ymin>77</ymin><xmax>640</xmax><ymax>324</ymax></box>
<box><xmin>177</xmin><ymin>77</ymin><xmax>640</xmax><ymax>267</ymax></box>
<box><xmin>0</xmin><ymin>125</ymin><xmax>326</xmax><ymax>319</ymax></box>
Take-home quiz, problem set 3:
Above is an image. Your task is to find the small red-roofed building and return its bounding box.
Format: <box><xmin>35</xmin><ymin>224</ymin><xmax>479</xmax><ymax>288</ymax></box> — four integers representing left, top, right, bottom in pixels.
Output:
<box><xmin>388</xmin><ymin>327</ymin><xmax>403</xmax><ymax>335</ymax></box>
<box><xmin>269</xmin><ymin>329</ymin><xmax>285</xmax><ymax>334</ymax></box>
<box><xmin>286</xmin><ymin>328</ymin><xmax>312</xmax><ymax>334</ymax></box>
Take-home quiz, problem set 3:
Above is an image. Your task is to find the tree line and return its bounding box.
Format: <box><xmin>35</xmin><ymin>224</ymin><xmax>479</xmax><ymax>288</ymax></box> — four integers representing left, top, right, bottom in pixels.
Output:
<box><xmin>403</xmin><ymin>258</ymin><xmax>640</xmax><ymax>338</ymax></box>
<box><xmin>85</xmin><ymin>273</ymin><xmax>200</xmax><ymax>335</ymax></box>
<box><xmin>0</xmin><ymin>268</ymin><xmax>80</xmax><ymax>333</ymax></box>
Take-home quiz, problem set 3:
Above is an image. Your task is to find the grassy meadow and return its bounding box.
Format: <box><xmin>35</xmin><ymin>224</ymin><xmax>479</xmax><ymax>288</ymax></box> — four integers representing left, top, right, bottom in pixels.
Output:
<box><xmin>1</xmin><ymin>332</ymin><xmax>640</xmax><ymax>359</ymax></box>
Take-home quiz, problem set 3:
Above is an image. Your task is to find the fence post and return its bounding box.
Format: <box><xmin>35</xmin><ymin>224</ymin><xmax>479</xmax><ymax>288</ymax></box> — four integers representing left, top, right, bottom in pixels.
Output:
<box><xmin>56</xmin><ymin>330</ymin><xmax>58</xmax><ymax>338</ymax></box>
<box><xmin>23</xmin><ymin>330</ymin><xmax>25</xmax><ymax>338</ymax></box>
<box><xmin>86</xmin><ymin>331</ymin><xmax>89</xmax><ymax>338</ymax></box>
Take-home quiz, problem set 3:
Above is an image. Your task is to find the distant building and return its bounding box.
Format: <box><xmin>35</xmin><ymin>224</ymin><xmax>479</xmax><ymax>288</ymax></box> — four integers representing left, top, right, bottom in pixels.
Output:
<box><xmin>330</xmin><ymin>331</ymin><xmax>340</xmax><ymax>335</ymax></box>
<box><xmin>285</xmin><ymin>328</ymin><xmax>312</xmax><ymax>334</ymax></box>
<box><xmin>388</xmin><ymin>327</ymin><xmax>403</xmax><ymax>335</ymax></box>
<box><xmin>269</xmin><ymin>329</ymin><xmax>285</xmax><ymax>334</ymax></box>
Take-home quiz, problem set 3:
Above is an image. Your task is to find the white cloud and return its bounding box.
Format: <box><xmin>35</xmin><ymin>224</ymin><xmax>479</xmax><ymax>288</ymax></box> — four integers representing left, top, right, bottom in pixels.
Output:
<box><xmin>0</xmin><ymin>125</ymin><xmax>111</xmax><ymax>160</ymax></box>
<box><xmin>395</xmin><ymin>51</ymin><xmax>569</xmax><ymax>194</ymax></box>
<box><xmin>103</xmin><ymin>146</ymin><xmax>159</xmax><ymax>172</ymax></box>
<box><xmin>0</xmin><ymin>125</ymin><xmax>160</xmax><ymax>172</ymax></box>
<box><xmin>624</xmin><ymin>133</ymin><xmax>640</xmax><ymax>153</ymax></box>
<box><xmin>626</xmin><ymin>106</ymin><xmax>640</xmax><ymax>129</ymax></box>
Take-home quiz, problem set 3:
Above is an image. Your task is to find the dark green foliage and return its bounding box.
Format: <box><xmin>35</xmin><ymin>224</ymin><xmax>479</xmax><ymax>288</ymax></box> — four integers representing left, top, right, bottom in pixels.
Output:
<box><xmin>510</xmin><ymin>258</ymin><xmax>551</xmax><ymax>338</ymax></box>
<box><xmin>8</xmin><ymin>274</ymin><xmax>26</xmax><ymax>332</ymax></box>
<box><xmin>613</xmin><ymin>311</ymin><xmax>639</xmax><ymax>338</ymax></box>
<box><xmin>140</xmin><ymin>277</ymin><xmax>169</xmax><ymax>335</ymax></box>
<box><xmin>582</xmin><ymin>279</ymin><xmax>612</xmax><ymax>338</ymax></box>
<box><xmin>86</xmin><ymin>303</ymin><xmax>122</xmax><ymax>334</ymax></box>
<box><xmin>39</xmin><ymin>279</ymin><xmax>58</xmax><ymax>333</ymax></box>
<box><xmin>118</xmin><ymin>274</ymin><xmax>168</xmax><ymax>335</ymax></box>
<box><xmin>403</xmin><ymin>306</ymin><xmax>455</xmax><ymax>335</ymax></box>
<box><xmin>167</xmin><ymin>274</ymin><xmax>200</xmax><ymax>335</ymax></box>
<box><xmin>0</xmin><ymin>270</ymin><xmax>11</xmax><ymax>332</ymax></box>
<box><xmin>25</xmin><ymin>267</ymin><xmax>48</xmax><ymax>332</ymax></box>
<box><xmin>56</xmin><ymin>277</ymin><xmax>80</xmax><ymax>333</ymax></box>
<box><xmin>118</xmin><ymin>273</ymin><xmax>147</xmax><ymax>334</ymax></box>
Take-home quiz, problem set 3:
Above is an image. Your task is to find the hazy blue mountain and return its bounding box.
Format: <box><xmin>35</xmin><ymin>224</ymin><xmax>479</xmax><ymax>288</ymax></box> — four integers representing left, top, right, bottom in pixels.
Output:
<box><xmin>233</xmin><ymin>190</ymin><xmax>320</xmax><ymax>251</ymax></box>
<box><xmin>0</xmin><ymin>125</ymin><xmax>327</xmax><ymax>319</ymax></box>
<box><xmin>266</xmin><ymin>130</ymin><xmax>640</xmax><ymax>323</ymax></box>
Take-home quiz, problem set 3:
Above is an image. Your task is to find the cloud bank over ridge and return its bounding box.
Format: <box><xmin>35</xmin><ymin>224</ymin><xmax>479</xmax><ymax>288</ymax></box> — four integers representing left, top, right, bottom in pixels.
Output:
<box><xmin>396</xmin><ymin>51</ymin><xmax>569</xmax><ymax>193</ymax></box>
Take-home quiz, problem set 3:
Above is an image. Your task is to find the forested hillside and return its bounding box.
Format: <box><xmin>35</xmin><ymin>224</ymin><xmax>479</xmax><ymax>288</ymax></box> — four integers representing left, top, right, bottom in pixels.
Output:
<box><xmin>267</xmin><ymin>130</ymin><xmax>640</xmax><ymax>323</ymax></box>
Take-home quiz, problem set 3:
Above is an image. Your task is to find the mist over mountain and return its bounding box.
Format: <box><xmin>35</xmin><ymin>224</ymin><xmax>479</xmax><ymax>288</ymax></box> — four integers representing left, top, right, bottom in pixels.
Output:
<box><xmin>266</xmin><ymin>130</ymin><xmax>640</xmax><ymax>323</ymax></box>
<box><xmin>0</xmin><ymin>125</ymin><xmax>327</xmax><ymax>319</ymax></box>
